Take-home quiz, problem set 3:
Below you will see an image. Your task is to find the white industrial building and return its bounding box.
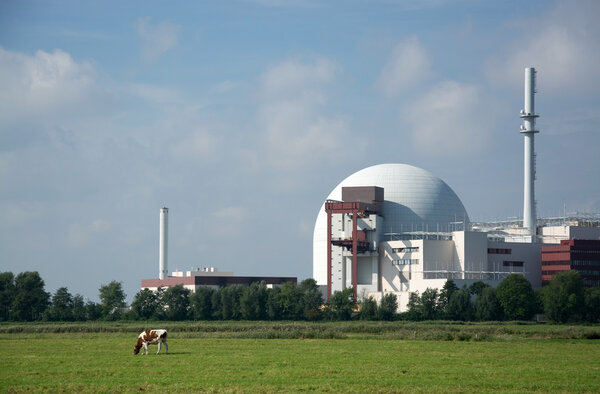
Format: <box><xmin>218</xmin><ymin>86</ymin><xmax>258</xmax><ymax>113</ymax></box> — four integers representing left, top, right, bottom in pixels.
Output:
<box><xmin>312</xmin><ymin>163</ymin><xmax>546</xmax><ymax>310</ymax></box>
<box><xmin>312</xmin><ymin>68</ymin><xmax>600</xmax><ymax>311</ymax></box>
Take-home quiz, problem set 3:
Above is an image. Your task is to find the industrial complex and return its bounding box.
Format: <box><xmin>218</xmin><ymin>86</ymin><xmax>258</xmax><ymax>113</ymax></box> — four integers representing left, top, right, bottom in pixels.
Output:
<box><xmin>312</xmin><ymin>68</ymin><xmax>600</xmax><ymax>311</ymax></box>
<box><xmin>142</xmin><ymin>68</ymin><xmax>599</xmax><ymax>311</ymax></box>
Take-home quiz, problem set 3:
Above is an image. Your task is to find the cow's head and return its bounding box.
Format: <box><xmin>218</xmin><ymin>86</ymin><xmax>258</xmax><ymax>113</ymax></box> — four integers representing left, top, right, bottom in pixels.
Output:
<box><xmin>133</xmin><ymin>338</ymin><xmax>143</xmax><ymax>355</ymax></box>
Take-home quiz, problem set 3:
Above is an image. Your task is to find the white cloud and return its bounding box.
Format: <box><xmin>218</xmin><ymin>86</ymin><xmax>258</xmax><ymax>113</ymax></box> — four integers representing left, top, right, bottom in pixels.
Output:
<box><xmin>136</xmin><ymin>18</ymin><xmax>181</xmax><ymax>63</ymax></box>
<box><xmin>485</xmin><ymin>0</ymin><xmax>600</xmax><ymax>96</ymax></box>
<box><xmin>171</xmin><ymin>129</ymin><xmax>219</xmax><ymax>158</ymax></box>
<box><xmin>0</xmin><ymin>47</ymin><xmax>108</xmax><ymax>132</ymax></box>
<box><xmin>67</xmin><ymin>219</ymin><xmax>111</xmax><ymax>248</ymax></box>
<box><xmin>260</xmin><ymin>57</ymin><xmax>335</xmax><ymax>102</ymax></box>
<box><xmin>256</xmin><ymin>57</ymin><xmax>348</xmax><ymax>169</ymax></box>
<box><xmin>126</xmin><ymin>83</ymin><xmax>180</xmax><ymax>104</ymax></box>
<box><xmin>406</xmin><ymin>80</ymin><xmax>490</xmax><ymax>156</ymax></box>
<box><xmin>210</xmin><ymin>80</ymin><xmax>239</xmax><ymax>94</ymax></box>
<box><xmin>210</xmin><ymin>206</ymin><xmax>247</xmax><ymax>236</ymax></box>
<box><xmin>376</xmin><ymin>36</ymin><xmax>430</xmax><ymax>96</ymax></box>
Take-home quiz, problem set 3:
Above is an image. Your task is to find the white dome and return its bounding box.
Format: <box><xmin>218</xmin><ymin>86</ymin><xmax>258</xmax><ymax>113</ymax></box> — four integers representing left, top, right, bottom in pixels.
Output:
<box><xmin>312</xmin><ymin>163</ymin><xmax>469</xmax><ymax>284</ymax></box>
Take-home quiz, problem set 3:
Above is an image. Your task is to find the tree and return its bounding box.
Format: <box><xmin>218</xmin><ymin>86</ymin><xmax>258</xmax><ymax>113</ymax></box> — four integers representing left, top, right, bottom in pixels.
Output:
<box><xmin>447</xmin><ymin>286</ymin><xmax>474</xmax><ymax>321</ymax></box>
<box><xmin>266</xmin><ymin>286</ymin><xmax>282</xmax><ymax>320</ymax></box>
<box><xmin>327</xmin><ymin>288</ymin><xmax>356</xmax><ymax>320</ymax></box>
<box><xmin>475</xmin><ymin>286</ymin><xmax>503</xmax><ymax>321</ymax></box>
<box><xmin>72</xmin><ymin>294</ymin><xmax>87</xmax><ymax>321</ymax></box>
<box><xmin>405</xmin><ymin>291</ymin><xmax>423</xmax><ymax>321</ymax></box>
<box><xmin>240</xmin><ymin>282</ymin><xmax>268</xmax><ymax>320</ymax></box>
<box><xmin>360</xmin><ymin>297</ymin><xmax>377</xmax><ymax>320</ymax></box>
<box><xmin>85</xmin><ymin>300</ymin><xmax>103</xmax><ymax>320</ymax></box>
<box><xmin>162</xmin><ymin>285</ymin><xmax>191</xmax><ymax>320</ymax></box>
<box><xmin>220</xmin><ymin>285</ymin><xmax>243</xmax><ymax>320</ymax></box>
<box><xmin>438</xmin><ymin>280</ymin><xmax>458</xmax><ymax>318</ymax></box>
<box><xmin>377</xmin><ymin>293</ymin><xmax>398</xmax><ymax>321</ymax></box>
<box><xmin>98</xmin><ymin>281</ymin><xmax>126</xmax><ymax>319</ymax></box>
<box><xmin>496</xmin><ymin>274</ymin><xmax>536</xmax><ymax>321</ymax></box>
<box><xmin>190</xmin><ymin>286</ymin><xmax>215</xmax><ymax>320</ymax></box>
<box><xmin>583</xmin><ymin>287</ymin><xmax>600</xmax><ymax>323</ymax></box>
<box><xmin>405</xmin><ymin>289</ymin><xmax>439</xmax><ymax>321</ymax></box>
<box><xmin>211</xmin><ymin>288</ymin><xmax>223</xmax><ymax>320</ymax></box>
<box><xmin>131</xmin><ymin>288</ymin><xmax>160</xmax><ymax>320</ymax></box>
<box><xmin>46</xmin><ymin>287</ymin><xmax>74</xmax><ymax>321</ymax></box>
<box><xmin>277</xmin><ymin>282</ymin><xmax>303</xmax><ymax>320</ymax></box>
<box><xmin>0</xmin><ymin>272</ymin><xmax>16</xmax><ymax>321</ymax></box>
<box><xmin>11</xmin><ymin>271</ymin><xmax>50</xmax><ymax>321</ymax></box>
<box><xmin>469</xmin><ymin>281</ymin><xmax>490</xmax><ymax>297</ymax></box>
<box><xmin>542</xmin><ymin>270</ymin><xmax>585</xmax><ymax>323</ymax></box>
<box><xmin>420</xmin><ymin>288</ymin><xmax>439</xmax><ymax>320</ymax></box>
<box><xmin>299</xmin><ymin>278</ymin><xmax>323</xmax><ymax>320</ymax></box>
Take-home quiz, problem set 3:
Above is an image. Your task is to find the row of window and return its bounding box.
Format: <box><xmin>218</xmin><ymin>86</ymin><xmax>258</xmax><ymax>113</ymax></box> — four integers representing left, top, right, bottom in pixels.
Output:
<box><xmin>542</xmin><ymin>270</ymin><xmax>600</xmax><ymax>277</ymax></box>
<box><xmin>571</xmin><ymin>260</ymin><xmax>600</xmax><ymax>267</ymax></box>
<box><xmin>392</xmin><ymin>259</ymin><xmax>419</xmax><ymax>265</ymax></box>
<box><xmin>572</xmin><ymin>270</ymin><xmax>600</xmax><ymax>276</ymax></box>
<box><xmin>503</xmin><ymin>261</ymin><xmax>524</xmax><ymax>267</ymax></box>
<box><xmin>542</xmin><ymin>271</ymin><xmax>559</xmax><ymax>276</ymax></box>
<box><xmin>392</xmin><ymin>247</ymin><xmax>419</xmax><ymax>253</ymax></box>
<box><xmin>541</xmin><ymin>261</ymin><xmax>572</xmax><ymax>266</ymax></box>
<box><xmin>542</xmin><ymin>260</ymin><xmax>600</xmax><ymax>267</ymax></box>
<box><xmin>543</xmin><ymin>249</ymin><xmax>600</xmax><ymax>255</ymax></box>
<box><xmin>488</xmin><ymin>248</ymin><xmax>512</xmax><ymax>254</ymax></box>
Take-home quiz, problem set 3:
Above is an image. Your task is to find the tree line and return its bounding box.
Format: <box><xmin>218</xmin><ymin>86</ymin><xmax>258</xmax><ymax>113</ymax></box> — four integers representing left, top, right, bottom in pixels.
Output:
<box><xmin>401</xmin><ymin>271</ymin><xmax>600</xmax><ymax>323</ymax></box>
<box><xmin>1</xmin><ymin>270</ymin><xmax>599</xmax><ymax>323</ymax></box>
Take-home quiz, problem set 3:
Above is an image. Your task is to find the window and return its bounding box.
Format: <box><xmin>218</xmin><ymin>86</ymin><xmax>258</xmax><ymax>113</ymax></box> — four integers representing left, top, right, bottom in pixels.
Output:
<box><xmin>503</xmin><ymin>261</ymin><xmax>524</xmax><ymax>267</ymax></box>
<box><xmin>488</xmin><ymin>248</ymin><xmax>512</xmax><ymax>254</ymax></box>
<box><xmin>392</xmin><ymin>259</ymin><xmax>418</xmax><ymax>265</ymax></box>
<box><xmin>392</xmin><ymin>247</ymin><xmax>419</xmax><ymax>253</ymax></box>
<box><xmin>542</xmin><ymin>260</ymin><xmax>571</xmax><ymax>266</ymax></box>
<box><xmin>571</xmin><ymin>260</ymin><xmax>600</xmax><ymax>267</ymax></box>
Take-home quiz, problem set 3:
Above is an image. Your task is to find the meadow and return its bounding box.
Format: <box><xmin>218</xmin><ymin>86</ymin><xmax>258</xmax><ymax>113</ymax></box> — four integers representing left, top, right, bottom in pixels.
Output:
<box><xmin>2</xmin><ymin>321</ymin><xmax>600</xmax><ymax>392</ymax></box>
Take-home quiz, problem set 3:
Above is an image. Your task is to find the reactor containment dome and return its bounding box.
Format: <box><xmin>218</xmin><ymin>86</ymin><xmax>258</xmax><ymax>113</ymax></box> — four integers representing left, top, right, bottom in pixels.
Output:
<box><xmin>313</xmin><ymin>163</ymin><xmax>470</xmax><ymax>286</ymax></box>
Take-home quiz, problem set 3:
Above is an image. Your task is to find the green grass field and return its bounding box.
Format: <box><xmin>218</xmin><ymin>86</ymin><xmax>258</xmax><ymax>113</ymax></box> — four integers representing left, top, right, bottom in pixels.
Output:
<box><xmin>2</xmin><ymin>322</ymin><xmax>600</xmax><ymax>392</ymax></box>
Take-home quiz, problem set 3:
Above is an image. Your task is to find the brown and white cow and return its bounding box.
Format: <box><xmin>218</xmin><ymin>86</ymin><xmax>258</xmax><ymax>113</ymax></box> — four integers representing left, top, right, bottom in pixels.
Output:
<box><xmin>133</xmin><ymin>329</ymin><xmax>168</xmax><ymax>355</ymax></box>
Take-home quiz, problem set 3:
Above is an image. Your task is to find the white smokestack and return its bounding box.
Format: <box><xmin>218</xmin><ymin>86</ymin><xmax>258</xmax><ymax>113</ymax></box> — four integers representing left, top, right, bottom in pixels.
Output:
<box><xmin>159</xmin><ymin>207</ymin><xmax>168</xmax><ymax>279</ymax></box>
<box><xmin>520</xmin><ymin>68</ymin><xmax>539</xmax><ymax>240</ymax></box>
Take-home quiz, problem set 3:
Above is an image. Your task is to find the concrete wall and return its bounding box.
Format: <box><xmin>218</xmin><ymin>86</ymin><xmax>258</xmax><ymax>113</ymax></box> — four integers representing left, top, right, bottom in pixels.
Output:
<box><xmin>422</xmin><ymin>239</ymin><xmax>456</xmax><ymax>279</ymax></box>
<box><xmin>487</xmin><ymin>240</ymin><xmax>543</xmax><ymax>288</ymax></box>
<box><xmin>380</xmin><ymin>240</ymin><xmax>423</xmax><ymax>292</ymax></box>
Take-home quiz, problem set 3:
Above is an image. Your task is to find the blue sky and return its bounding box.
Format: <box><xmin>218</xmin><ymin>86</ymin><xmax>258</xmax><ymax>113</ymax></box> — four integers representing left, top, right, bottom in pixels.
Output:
<box><xmin>1</xmin><ymin>0</ymin><xmax>599</xmax><ymax>302</ymax></box>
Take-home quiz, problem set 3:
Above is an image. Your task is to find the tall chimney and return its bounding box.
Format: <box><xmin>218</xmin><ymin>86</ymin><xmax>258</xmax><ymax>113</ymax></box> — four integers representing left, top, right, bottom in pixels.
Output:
<box><xmin>159</xmin><ymin>207</ymin><xmax>168</xmax><ymax>279</ymax></box>
<box><xmin>520</xmin><ymin>68</ymin><xmax>539</xmax><ymax>240</ymax></box>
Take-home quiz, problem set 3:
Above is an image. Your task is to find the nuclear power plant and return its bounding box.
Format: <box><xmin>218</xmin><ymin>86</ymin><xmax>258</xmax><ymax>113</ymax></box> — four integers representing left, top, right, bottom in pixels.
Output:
<box><xmin>141</xmin><ymin>68</ymin><xmax>600</xmax><ymax>306</ymax></box>
<box><xmin>312</xmin><ymin>67</ymin><xmax>600</xmax><ymax>310</ymax></box>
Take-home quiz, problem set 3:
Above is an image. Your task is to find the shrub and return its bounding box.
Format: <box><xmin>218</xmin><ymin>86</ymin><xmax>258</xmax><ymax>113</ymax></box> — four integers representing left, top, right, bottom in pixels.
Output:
<box><xmin>360</xmin><ymin>297</ymin><xmax>377</xmax><ymax>321</ymax></box>
<box><xmin>377</xmin><ymin>293</ymin><xmax>398</xmax><ymax>321</ymax></box>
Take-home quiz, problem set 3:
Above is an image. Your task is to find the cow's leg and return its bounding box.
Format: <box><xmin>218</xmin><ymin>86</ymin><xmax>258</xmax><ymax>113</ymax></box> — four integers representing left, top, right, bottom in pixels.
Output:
<box><xmin>157</xmin><ymin>341</ymin><xmax>161</xmax><ymax>355</ymax></box>
<box><xmin>143</xmin><ymin>343</ymin><xmax>148</xmax><ymax>355</ymax></box>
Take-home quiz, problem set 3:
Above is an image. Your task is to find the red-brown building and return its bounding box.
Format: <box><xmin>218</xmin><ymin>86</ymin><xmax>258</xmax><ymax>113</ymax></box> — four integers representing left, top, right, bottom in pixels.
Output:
<box><xmin>541</xmin><ymin>239</ymin><xmax>600</xmax><ymax>286</ymax></box>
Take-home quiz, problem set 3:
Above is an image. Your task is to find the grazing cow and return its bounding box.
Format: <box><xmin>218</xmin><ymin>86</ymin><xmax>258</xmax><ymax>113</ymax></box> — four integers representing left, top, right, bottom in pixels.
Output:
<box><xmin>134</xmin><ymin>329</ymin><xmax>168</xmax><ymax>355</ymax></box>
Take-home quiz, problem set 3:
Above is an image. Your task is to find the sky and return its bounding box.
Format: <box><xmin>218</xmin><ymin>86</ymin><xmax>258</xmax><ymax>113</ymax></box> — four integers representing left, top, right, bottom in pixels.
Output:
<box><xmin>1</xmin><ymin>0</ymin><xmax>599</xmax><ymax>303</ymax></box>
